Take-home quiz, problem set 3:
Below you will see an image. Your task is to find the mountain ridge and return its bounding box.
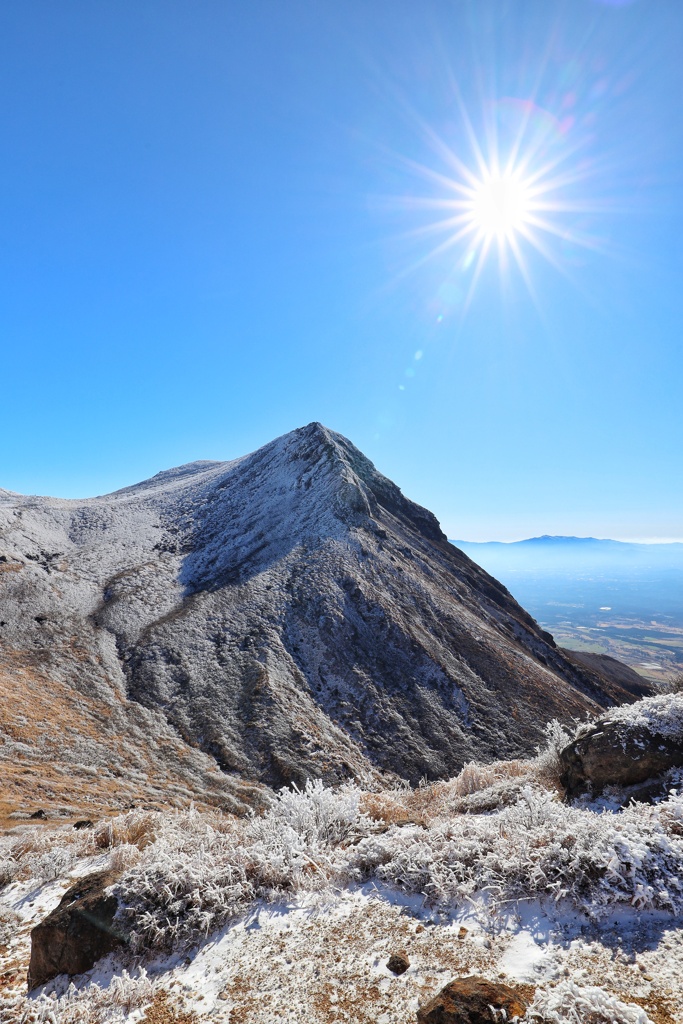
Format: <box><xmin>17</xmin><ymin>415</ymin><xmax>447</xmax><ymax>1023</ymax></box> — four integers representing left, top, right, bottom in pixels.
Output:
<box><xmin>0</xmin><ymin>424</ymin><xmax>650</xmax><ymax>816</ymax></box>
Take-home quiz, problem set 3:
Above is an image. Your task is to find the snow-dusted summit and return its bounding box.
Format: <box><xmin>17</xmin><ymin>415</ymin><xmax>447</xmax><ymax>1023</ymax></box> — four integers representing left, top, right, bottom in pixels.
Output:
<box><xmin>0</xmin><ymin>424</ymin><xmax>648</xmax><ymax>810</ymax></box>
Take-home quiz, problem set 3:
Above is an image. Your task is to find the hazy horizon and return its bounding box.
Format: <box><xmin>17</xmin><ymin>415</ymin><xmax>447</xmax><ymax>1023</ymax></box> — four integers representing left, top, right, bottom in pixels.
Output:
<box><xmin>451</xmin><ymin>535</ymin><xmax>683</xmax><ymax>545</ymax></box>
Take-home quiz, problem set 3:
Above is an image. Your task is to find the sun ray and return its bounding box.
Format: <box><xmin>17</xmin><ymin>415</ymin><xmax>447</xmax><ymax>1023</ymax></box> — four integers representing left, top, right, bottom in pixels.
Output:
<box><xmin>388</xmin><ymin>89</ymin><xmax>609</xmax><ymax>310</ymax></box>
<box><xmin>507</xmin><ymin>231</ymin><xmax>546</xmax><ymax>319</ymax></box>
<box><xmin>462</xmin><ymin>234</ymin><xmax>493</xmax><ymax>314</ymax></box>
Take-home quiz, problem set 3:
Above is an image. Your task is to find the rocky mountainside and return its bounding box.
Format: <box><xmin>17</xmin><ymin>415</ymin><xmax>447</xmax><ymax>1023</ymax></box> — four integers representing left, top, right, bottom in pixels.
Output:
<box><xmin>0</xmin><ymin>423</ymin><xmax>649</xmax><ymax>814</ymax></box>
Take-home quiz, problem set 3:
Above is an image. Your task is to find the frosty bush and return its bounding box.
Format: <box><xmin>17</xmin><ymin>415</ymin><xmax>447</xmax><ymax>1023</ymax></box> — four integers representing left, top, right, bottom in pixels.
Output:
<box><xmin>106</xmin><ymin>775</ymin><xmax>683</xmax><ymax>954</ymax></box>
<box><xmin>108</xmin><ymin>842</ymin><xmax>142</xmax><ymax>874</ymax></box>
<box><xmin>349</xmin><ymin>786</ymin><xmax>683</xmax><ymax>914</ymax></box>
<box><xmin>0</xmin><ymin>905</ymin><xmax>20</xmax><ymax>949</ymax></box>
<box><xmin>0</xmin><ymin>968</ymin><xmax>154</xmax><ymax>1024</ymax></box>
<box><xmin>527</xmin><ymin>979</ymin><xmax>651</xmax><ymax>1024</ymax></box>
<box><xmin>113</xmin><ymin>812</ymin><xmax>249</xmax><ymax>950</ymax></box>
<box><xmin>0</xmin><ymin>827</ymin><xmax>81</xmax><ymax>886</ymax></box>
<box><xmin>24</xmin><ymin>845</ymin><xmax>78</xmax><ymax>884</ymax></box>
<box><xmin>534</xmin><ymin>719</ymin><xmax>574</xmax><ymax>789</ymax></box>
<box><xmin>113</xmin><ymin>781</ymin><xmax>363</xmax><ymax>950</ymax></box>
<box><xmin>256</xmin><ymin>778</ymin><xmax>361</xmax><ymax>847</ymax></box>
<box><xmin>0</xmin><ymin>855</ymin><xmax>18</xmax><ymax>889</ymax></box>
<box><xmin>594</xmin><ymin>693</ymin><xmax>683</xmax><ymax>742</ymax></box>
<box><xmin>654</xmin><ymin>671</ymin><xmax>683</xmax><ymax>695</ymax></box>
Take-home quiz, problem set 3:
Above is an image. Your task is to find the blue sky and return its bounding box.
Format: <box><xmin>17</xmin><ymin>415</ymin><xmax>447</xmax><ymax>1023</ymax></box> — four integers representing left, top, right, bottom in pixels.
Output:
<box><xmin>1</xmin><ymin>0</ymin><xmax>681</xmax><ymax>541</ymax></box>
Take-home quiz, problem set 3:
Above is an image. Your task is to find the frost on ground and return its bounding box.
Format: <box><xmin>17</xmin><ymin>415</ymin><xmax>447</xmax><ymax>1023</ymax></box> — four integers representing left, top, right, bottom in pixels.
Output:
<box><xmin>1</xmin><ymin>719</ymin><xmax>683</xmax><ymax>1023</ymax></box>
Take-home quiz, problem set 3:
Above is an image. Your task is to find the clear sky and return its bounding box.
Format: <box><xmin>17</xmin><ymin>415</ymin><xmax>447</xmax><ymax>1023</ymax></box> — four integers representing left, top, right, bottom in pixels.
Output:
<box><xmin>1</xmin><ymin>0</ymin><xmax>681</xmax><ymax>541</ymax></box>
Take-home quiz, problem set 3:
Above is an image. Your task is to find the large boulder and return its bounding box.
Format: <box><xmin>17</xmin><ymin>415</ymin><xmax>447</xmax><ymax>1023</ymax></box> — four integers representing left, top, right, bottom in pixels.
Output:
<box><xmin>416</xmin><ymin>975</ymin><xmax>529</xmax><ymax>1024</ymax></box>
<box><xmin>560</xmin><ymin>693</ymin><xmax>683</xmax><ymax>799</ymax></box>
<box><xmin>27</xmin><ymin>870</ymin><xmax>126</xmax><ymax>990</ymax></box>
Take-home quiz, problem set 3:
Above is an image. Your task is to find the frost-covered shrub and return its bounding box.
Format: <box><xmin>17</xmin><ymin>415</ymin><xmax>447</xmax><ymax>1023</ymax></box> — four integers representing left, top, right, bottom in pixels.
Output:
<box><xmin>0</xmin><ymin>826</ymin><xmax>84</xmax><ymax>886</ymax></box>
<box><xmin>253</xmin><ymin>779</ymin><xmax>361</xmax><ymax>848</ymax></box>
<box><xmin>348</xmin><ymin>786</ymin><xmax>683</xmax><ymax>914</ymax></box>
<box><xmin>107</xmin><ymin>775</ymin><xmax>683</xmax><ymax>953</ymax></box>
<box><xmin>114</xmin><ymin>812</ymin><xmax>249</xmax><ymax>950</ymax></box>
<box><xmin>0</xmin><ymin>855</ymin><xmax>18</xmax><ymax>889</ymax></box>
<box><xmin>108</xmin><ymin>842</ymin><xmax>142</xmax><ymax>874</ymax></box>
<box><xmin>110</xmin><ymin>779</ymin><xmax>683</xmax><ymax>953</ymax></box>
<box><xmin>654</xmin><ymin>671</ymin><xmax>683</xmax><ymax>696</ymax></box>
<box><xmin>113</xmin><ymin>782</ymin><xmax>362</xmax><ymax>951</ymax></box>
<box><xmin>527</xmin><ymin>979</ymin><xmax>651</xmax><ymax>1024</ymax></box>
<box><xmin>534</xmin><ymin>719</ymin><xmax>574</xmax><ymax>789</ymax></box>
<box><xmin>0</xmin><ymin>968</ymin><xmax>154</xmax><ymax>1024</ymax></box>
<box><xmin>0</xmin><ymin>905</ymin><xmax>20</xmax><ymax>949</ymax></box>
<box><xmin>24</xmin><ymin>845</ymin><xmax>78</xmax><ymax>884</ymax></box>
<box><xmin>0</xmin><ymin>827</ymin><xmax>79</xmax><ymax>886</ymax></box>
<box><xmin>592</xmin><ymin>693</ymin><xmax>683</xmax><ymax>742</ymax></box>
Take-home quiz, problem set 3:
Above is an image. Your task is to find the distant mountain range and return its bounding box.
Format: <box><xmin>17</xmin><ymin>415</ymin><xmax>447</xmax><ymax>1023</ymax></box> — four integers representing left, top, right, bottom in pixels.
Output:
<box><xmin>451</xmin><ymin>535</ymin><xmax>683</xmax><ymax>569</ymax></box>
<box><xmin>451</xmin><ymin>536</ymin><xmax>683</xmax><ymax>682</ymax></box>
<box><xmin>0</xmin><ymin>426</ymin><xmax>649</xmax><ymax>821</ymax></box>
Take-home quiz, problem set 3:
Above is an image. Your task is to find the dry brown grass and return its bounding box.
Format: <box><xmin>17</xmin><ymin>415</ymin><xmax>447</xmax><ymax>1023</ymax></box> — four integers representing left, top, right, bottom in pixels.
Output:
<box><xmin>0</xmin><ymin>648</ymin><xmax>266</xmax><ymax>831</ymax></box>
<box><xmin>218</xmin><ymin>894</ymin><xmax>505</xmax><ymax>1024</ymax></box>
<box><xmin>140</xmin><ymin>991</ymin><xmax>198</xmax><ymax>1023</ymax></box>
<box><xmin>628</xmin><ymin>994</ymin><xmax>678</xmax><ymax>1024</ymax></box>
<box><xmin>360</xmin><ymin>758</ymin><xmax>536</xmax><ymax>827</ymax></box>
<box><xmin>91</xmin><ymin>810</ymin><xmax>159</xmax><ymax>851</ymax></box>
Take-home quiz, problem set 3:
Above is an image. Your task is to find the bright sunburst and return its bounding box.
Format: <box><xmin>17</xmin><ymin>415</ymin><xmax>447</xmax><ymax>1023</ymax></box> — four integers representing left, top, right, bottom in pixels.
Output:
<box><xmin>389</xmin><ymin>96</ymin><xmax>603</xmax><ymax>312</ymax></box>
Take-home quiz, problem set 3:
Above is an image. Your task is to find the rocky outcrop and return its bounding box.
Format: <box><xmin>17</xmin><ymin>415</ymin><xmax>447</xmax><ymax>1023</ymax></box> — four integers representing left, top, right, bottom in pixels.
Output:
<box><xmin>27</xmin><ymin>871</ymin><xmax>126</xmax><ymax>990</ymax></box>
<box><xmin>560</xmin><ymin>695</ymin><xmax>683</xmax><ymax>799</ymax></box>
<box><xmin>1</xmin><ymin>423</ymin><xmax>645</xmax><ymax>796</ymax></box>
<box><xmin>416</xmin><ymin>976</ymin><xmax>530</xmax><ymax>1024</ymax></box>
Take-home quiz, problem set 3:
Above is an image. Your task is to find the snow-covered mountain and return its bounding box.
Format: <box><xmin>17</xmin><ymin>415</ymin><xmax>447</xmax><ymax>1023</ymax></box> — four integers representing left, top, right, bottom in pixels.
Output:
<box><xmin>0</xmin><ymin>423</ymin><xmax>648</xmax><ymax>814</ymax></box>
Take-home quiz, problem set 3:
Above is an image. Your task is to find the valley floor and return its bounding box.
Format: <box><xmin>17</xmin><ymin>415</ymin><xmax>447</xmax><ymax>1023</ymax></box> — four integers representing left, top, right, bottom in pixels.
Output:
<box><xmin>551</xmin><ymin>620</ymin><xmax>683</xmax><ymax>685</ymax></box>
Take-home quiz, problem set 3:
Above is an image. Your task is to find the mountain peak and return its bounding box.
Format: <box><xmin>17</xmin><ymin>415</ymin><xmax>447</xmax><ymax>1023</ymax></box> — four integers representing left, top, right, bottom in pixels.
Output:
<box><xmin>0</xmin><ymin>426</ymin><xmax>646</xmax><ymax>802</ymax></box>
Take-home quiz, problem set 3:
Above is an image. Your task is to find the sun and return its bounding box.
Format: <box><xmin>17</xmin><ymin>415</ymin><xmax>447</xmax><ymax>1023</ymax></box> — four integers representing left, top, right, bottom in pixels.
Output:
<box><xmin>388</xmin><ymin>96</ymin><xmax>602</xmax><ymax>313</ymax></box>
<box><xmin>469</xmin><ymin>172</ymin><xmax>532</xmax><ymax>240</ymax></box>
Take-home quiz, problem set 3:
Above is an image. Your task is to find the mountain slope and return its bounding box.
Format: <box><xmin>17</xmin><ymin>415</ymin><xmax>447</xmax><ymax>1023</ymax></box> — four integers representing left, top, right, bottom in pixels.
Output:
<box><xmin>0</xmin><ymin>424</ymin><xmax>648</xmax><ymax>806</ymax></box>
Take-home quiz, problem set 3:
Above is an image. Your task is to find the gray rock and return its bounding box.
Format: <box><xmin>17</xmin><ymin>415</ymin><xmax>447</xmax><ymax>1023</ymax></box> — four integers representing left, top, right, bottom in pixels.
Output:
<box><xmin>561</xmin><ymin>718</ymin><xmax>683</xmax><ymax>799</ymax></box>
<box><xmin>27</xmin><ymin>871</ymin><xmax>125</xmax><ymax>990</ymax></box>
